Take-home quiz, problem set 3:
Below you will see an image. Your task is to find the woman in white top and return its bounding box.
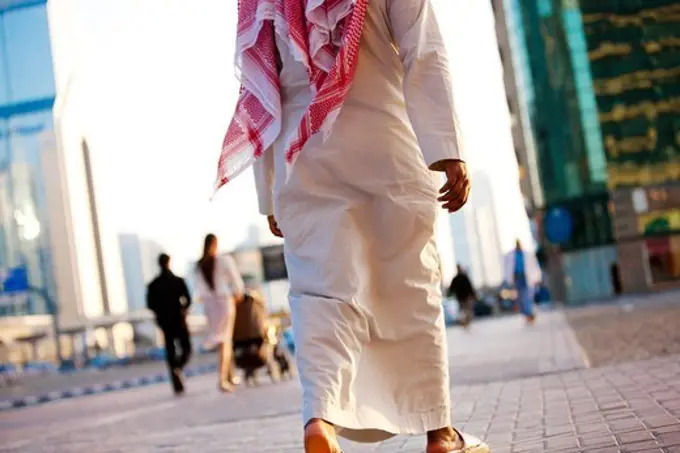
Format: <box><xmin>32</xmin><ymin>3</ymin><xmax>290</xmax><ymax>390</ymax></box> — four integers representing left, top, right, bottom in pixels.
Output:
<box><xmin>194</xmin><ymin>234</ymin><xmax>245</xmax><ymax>392</ymax></box>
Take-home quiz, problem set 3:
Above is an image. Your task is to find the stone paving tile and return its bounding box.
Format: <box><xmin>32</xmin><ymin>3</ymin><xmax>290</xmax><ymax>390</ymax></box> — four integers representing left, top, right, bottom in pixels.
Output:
<box><xmin>4</xmin><ymin>353</ymin><xmax>676</xmax><ymax>452</ymax></box>
<box><xmin>1</xmin><ymin>311</ymin><xmax>678</xmax><ymax>452</ymax></box>
<box><xmin>566</xmin><ymin>291</ymin><xmax>680</xmax><ymax>368</ymax></box>
<box><xmin>447</xmin><ymin>310</ymin><xmax>587</xmax><ymax>385</ymax></box>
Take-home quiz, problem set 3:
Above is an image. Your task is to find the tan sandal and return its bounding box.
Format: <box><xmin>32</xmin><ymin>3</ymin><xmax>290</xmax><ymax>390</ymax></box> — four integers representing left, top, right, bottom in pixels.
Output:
<box><xmin>450</xmin><ymin>428</ymin><xmax>489</xmax><ymax>453</ymax></box>
<box><xmin>427</xmin><ymin>428</ymin><xmax>489</xmax><ymax>453</ymax></box>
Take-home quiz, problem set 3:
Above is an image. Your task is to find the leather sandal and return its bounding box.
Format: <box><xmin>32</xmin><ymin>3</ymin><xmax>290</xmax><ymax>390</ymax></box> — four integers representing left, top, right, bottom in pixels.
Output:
<box><xmin>426</xmin><ymin>427</ymin><xmax>489</xmax><ymax>453</ymax></box>
<box><xmin>449</xmin><ymin>427</ymin><xmax>489</xmax><ymax>453</ymax></box>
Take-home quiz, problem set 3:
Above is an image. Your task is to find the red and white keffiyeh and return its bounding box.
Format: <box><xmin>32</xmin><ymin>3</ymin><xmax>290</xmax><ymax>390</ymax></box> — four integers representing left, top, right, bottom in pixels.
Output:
<box><xmin>215</xmin><ymin>0</ymin><xmax>369</xmax><ymax>193</ymax></box>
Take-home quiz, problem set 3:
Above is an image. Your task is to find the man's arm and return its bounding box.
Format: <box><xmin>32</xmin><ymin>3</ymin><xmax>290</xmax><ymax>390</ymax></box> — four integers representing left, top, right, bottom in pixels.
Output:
<box><xmin>389</xmin><ymin>0</ymin><xmax>461</xmax><ymax>170</ymax></box>
<box><xmin>179</xmin><ymin>278</ymin><xmax>192</xmax><ymax>310</ymax></box>
<box><xmin>253</xmin><ymin>146</ymin><xmax>275</xmax><ymax>216</ymax></box>
<box><xmin>446</xmin><ymin>277</ymin><xmax>456</xmax><ymax>298</ymax></box>
<box><xmin>388</xmin><ymin>0</ymin><xmax>470</xmax><ymax>211</ymax></box>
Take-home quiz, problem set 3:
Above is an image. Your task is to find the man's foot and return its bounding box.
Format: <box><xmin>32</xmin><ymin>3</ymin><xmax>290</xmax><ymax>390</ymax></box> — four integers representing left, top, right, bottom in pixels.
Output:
<box><xmin>427</xmin><ymin>427</ymin><xmax>489</xmax><ymax>453</ymax></box>
<box><xmin>171</xmin><ymin>369</ymin><xmax>185</xmax><ymax>394</ymax></box>
<box><xmin>526</xmin><ymin>314</ymin><xmax>536</xmax><ymax>325</ymax></box>
<box><xmin>427</xmin><ymin>427</ymin><xmax>464</xmax><ymax>453</ymax></box>
<box><xmin>304</xmin><ymin>419</ymin><xmax>341</xmax><ymax>453</ymax></box>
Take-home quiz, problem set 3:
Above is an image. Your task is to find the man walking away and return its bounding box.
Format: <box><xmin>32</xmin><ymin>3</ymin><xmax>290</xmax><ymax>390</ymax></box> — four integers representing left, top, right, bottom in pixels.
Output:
<box><xmin>447</xmin><ymin>265</ymin><xmax>477</xmax><ymax>328</ymax></box>
<box><xmin>147</xmin><ymin>253</ymin><xmax>192</xmax><ymax>394</ymax></box>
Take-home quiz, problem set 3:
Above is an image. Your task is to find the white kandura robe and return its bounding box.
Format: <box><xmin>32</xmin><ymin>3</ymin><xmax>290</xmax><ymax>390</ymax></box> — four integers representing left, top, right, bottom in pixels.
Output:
<box><xmin>253</xmin><ymin>0</ymin><xmax>461</xmax><ymax>443</ymax></box>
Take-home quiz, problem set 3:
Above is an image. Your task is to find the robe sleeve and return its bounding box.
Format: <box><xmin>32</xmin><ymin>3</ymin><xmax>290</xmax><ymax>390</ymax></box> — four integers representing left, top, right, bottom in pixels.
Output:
<box><xmin>252</xmin><ymin>147</ymin><xmax>275</xmax><ymax>216</ymax></box>
<box><xmin>388</xmin><ymin>0</ymin><xmax>462</xmax><ymax>168</ymax></box>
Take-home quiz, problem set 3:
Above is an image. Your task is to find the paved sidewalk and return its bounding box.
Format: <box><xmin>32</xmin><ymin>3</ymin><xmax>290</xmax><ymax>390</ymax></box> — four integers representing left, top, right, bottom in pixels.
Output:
<box><xmin>1</xmin><ymin>311</ymin><xmax>679</xmax><ymax>452</ymax></box>
<box><xmin>0</xmin><ymin>354</ymin><xmax>219</xmax><ymax>411</ymax></box>
<box><xmin>447</xmin><ymin>310</ymin><xmax>587</xmax><ymax>385</ymax></box>
<box><xmin>566</xmin><ymin>292</ymin><xmax>680</xmax><ymax>367</ymax></box>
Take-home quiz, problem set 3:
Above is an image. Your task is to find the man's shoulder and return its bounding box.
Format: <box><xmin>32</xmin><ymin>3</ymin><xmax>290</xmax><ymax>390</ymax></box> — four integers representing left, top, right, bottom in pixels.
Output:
<box><xmin>148</xmin><ymin>276</ymin><xmax>161</xmax><ymax>288</ymax></box>
<box><xmin>172</xmin><ymin>274</ymin><xmax>187</xmax><ymax>283</ymax></box>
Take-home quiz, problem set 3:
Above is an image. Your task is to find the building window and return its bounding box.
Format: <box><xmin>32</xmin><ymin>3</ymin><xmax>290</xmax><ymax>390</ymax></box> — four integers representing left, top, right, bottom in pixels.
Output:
<box><xmin>537</xmin><ymin>0</ymin><xmax>552</xmax><ymax>17</ymax></box>
<box><xmin>0</xmin><ymin>111</ymin><xmax>53</xmax><ymax>315</ymax></box>
<box><xmin>0</xmin><ymin>4</ymin><xmax>55</xmax><ymax>104</ymax></box>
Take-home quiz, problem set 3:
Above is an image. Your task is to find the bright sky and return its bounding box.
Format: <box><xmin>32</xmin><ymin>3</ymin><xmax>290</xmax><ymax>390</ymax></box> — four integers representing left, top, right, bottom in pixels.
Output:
<box><xmin>51</xmin><ymin>0</ymin><xmax>531</xmax><ymax>276</ymax></box>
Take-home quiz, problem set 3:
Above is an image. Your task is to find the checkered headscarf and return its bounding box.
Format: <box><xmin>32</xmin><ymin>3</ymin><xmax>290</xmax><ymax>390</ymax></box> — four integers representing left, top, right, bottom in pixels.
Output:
<box><xmin>215</xmin><ymin>0</ymin><xmax>369</xmax><ymax>192</ymax></box>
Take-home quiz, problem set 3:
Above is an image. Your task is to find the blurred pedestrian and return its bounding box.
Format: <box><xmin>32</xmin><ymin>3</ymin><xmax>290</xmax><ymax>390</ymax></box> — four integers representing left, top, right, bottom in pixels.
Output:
<box><xmin>447</xmin><ymin>265</ymin><xmax>477</xmax><ymax>328</ymax></box>
<box><xmin>610</xmin><ymin>262</ymin><xmax>622</xmax><ymax>295</ymax></box>
<box><xmin>503</xmin><ymin>240</ymin><xmax>542</xmax><ymax>324</ymax></box>
<box><xmin>193</xmin><ymin>234</ymin><xmax>245</xmax><ymax>393</ymax></box>
<box><xmin>215</xmin><ymin>0</ymin><xmax>488</xmax><ymax>451</ymax></box>
<box><xmin>147</xmin><ymin>253</ymin><xmax>192</xmax><ymax>395</ymax></box>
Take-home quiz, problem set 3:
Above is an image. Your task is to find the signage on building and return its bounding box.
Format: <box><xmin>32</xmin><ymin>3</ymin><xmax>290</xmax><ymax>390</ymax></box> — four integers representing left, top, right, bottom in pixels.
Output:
<box><xmin>543</xmin><ymin>207</ymin><xmax>573</xmax><ymax>245</ymax></box>
<box><xmin>638</xmin><ymin>209</ymin><xmax>680</xmax><ymax>236</ymax></box>
<box><xmin>631</xmin><ymin>189</ymin><xmax>649</xmax><ymax>214</ymax></box>
<box><xmin>0</xmin><ymin>266</ymin><xmax>29</xmax><ymax>293</ymax></box>
<box><xmin>261</xmin><ymin>245</ymin><xmax>287</xmax><ymax>282</ymax></box>
<box><xmin>0</xmin><ymin>266</ymin><xmax>29</xmax><ymax>307</ymax></box>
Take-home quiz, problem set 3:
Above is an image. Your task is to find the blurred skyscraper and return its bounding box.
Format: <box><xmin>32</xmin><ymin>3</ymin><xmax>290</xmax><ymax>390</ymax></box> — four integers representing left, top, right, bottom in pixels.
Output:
<box><xmin>119</xmin><ymin>233</ymin><xmax>164</xmax><ymax>312</ymax></box>
<box><xmin>432</xmin><ymin>0</ymin><xmax>534</xmax><ymax>289</ymax></box>
<box><xmin>450</xmin><ymin>172</ymin><xmax>504</xmax><ymax>288</ymax></box>
<box><xmin>492</xmin><ymin>0</ymin><xmax>680</xmax><ymax>301</ymax></box>
<box><xmin>1</xmin><ymin>1</ymin><xmax>130</xmax><ymax>359</ymax></box>
<box><xmin>0</xmin><ymin>1</ymin><xmax>57</xmax><ymax>318</ymax></box>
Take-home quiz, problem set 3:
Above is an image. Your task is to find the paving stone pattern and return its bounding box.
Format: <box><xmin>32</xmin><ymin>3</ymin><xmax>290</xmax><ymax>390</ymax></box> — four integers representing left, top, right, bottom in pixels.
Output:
<box><xmin>566</xmin><ymin>294</ymin><xmax>680</xmax><ymax>368</ymax></box>
<box><xmin>1</xmin><ymin>309</ymin><xmax>679</xmax><ymax>452</ymax></box>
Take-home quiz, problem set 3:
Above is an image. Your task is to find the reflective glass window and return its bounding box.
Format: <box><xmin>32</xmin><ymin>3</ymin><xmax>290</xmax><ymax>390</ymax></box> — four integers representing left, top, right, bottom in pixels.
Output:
<box><xmin>0</xmin><ymin>24</ymin><xmax>7</xmax><ymax>105</ymax></box>
<box><xmin>0</xmin><ymin>111</ymin><xmax>53</xmax><ymax>315</ymax></box>
<box><xmin>0</xmin><ymin>4</ymin><xmax>55</xmax><ymax>104</ymax></box>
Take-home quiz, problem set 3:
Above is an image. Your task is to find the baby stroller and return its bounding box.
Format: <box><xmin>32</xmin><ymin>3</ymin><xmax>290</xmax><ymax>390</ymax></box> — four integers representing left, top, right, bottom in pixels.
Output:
<box><xmin>232</xmin><ymin>291</ymin><xmax>294</xmax><ymax>386</ymax></box>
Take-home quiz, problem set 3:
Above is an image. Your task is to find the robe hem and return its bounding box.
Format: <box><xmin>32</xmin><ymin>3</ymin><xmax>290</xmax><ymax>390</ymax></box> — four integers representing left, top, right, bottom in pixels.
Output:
<box><xmin>303</xmin><ymin>400</ymin><xmax>452</xmax><ymax>444</ymax></box>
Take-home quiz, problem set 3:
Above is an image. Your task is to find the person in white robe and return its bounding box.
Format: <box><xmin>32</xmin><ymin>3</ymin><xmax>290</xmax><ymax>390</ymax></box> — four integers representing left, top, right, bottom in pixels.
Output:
<box><xmin>220</xmin><ymin>0</ymin><xmax>490</xmax><ymax>451</ymax></box>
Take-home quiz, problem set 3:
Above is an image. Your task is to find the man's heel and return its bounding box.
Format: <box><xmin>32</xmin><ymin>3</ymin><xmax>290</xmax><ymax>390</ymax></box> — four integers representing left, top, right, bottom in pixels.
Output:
<box><xmin>304</xmin><ymin>421</ymin><xmax>341</xmax><ymax>453</ymax></box>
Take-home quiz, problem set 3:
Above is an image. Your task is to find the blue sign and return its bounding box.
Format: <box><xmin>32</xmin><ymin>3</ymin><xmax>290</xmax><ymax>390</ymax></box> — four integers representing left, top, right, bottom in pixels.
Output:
<box><xmin>544</xmin><ymin>207</ymin><xmax>573</xmax><ymax>245</ymax></box>
<box><xmin>1</xmin><ymin>266</ymin><xmax>29</xmax><ymax>294</ymax></box>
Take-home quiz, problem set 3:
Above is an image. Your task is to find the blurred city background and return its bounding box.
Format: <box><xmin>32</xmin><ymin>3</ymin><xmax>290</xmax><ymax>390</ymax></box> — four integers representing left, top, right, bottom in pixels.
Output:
<box><xmin>0</xmin><ymin>0</ymin><xmax>679</xmax><ymax>451</ymax></box>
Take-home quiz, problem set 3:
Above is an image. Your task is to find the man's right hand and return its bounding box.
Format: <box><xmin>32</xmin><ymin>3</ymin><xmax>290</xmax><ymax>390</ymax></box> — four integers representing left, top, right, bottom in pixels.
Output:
<box><xmin>437</xmin><ymin>159</ymin><xmax>471</xmax><ymax>213</ymax></box>
<box><xmin>268</xmin><ymin>215</ymin><xmax>283</xmax><ymax>238</ymax></box>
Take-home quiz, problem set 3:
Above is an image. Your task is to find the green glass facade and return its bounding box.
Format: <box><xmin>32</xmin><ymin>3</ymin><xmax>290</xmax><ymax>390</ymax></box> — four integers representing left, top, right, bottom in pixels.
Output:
<box><xmin>509</xmin><ymin>0</ymin><xmax>614</xmax><ymax>252</ymax></box>
<box><xmin>581</xmin><ymin>1</ymin><xmax>680</xmax><ymax>190</ymax></box>
<box><xmin>502</xmin><ymin>0</ymin><xmax>680</xmax><ymax>297</ymax></box>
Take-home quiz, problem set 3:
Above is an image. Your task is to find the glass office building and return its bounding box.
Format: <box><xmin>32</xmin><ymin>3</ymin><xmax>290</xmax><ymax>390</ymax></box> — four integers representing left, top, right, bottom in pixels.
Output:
<box><xmin>499</xmin><ymin>0</ymin><xmax>680</xmax><ymax>296</ymax></box>
<box><xmin>0</xmin><ymin>0</ymin><xmax>56</xmax><ymax>316</ymax></box>
<box><xmin>582</xmin><ymin>0</ymin><xmax>680</xmax><ymax>190</ymax></box>
<box><xmin>500</xmin><ymin>0</ymin><xmax>616</xmax><ymax>300</ymax></box>
<box><xmin>581</xmin><ymin>0</ymin><xmax>680</xmax><ymax>290</ymax></box>
<box><xmin>513</xmin><ymin>0</ymin><xmax>610</xmax><ymax>205</ymax></box>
